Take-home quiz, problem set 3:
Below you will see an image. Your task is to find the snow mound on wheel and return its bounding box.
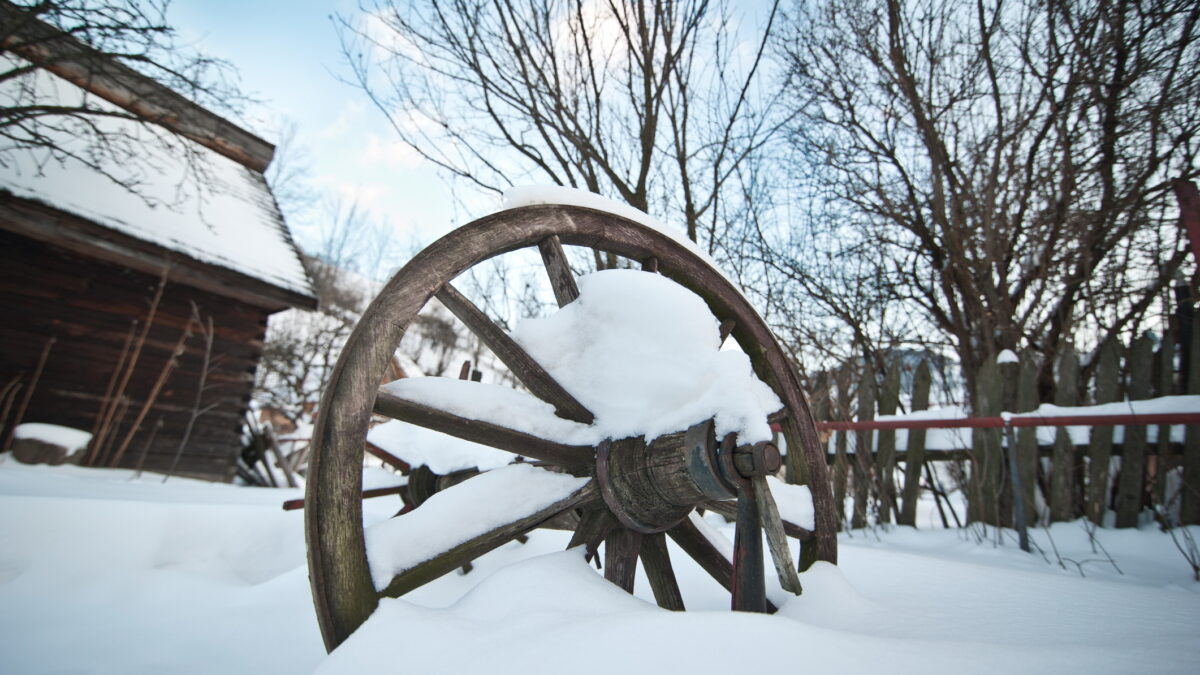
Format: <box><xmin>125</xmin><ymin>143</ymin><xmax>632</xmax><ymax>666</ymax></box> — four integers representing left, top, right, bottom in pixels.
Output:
<box><xmin>511</xmin><ymin>268</ymin><xmax>781</xmax><ymax>443</ymax></box>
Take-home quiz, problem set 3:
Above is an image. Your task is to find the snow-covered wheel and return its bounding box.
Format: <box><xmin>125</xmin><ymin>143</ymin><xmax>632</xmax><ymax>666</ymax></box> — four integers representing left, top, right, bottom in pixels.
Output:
<box><xmin>306</xmin><ymin>197</ymin><xmax>837</xmax><ymax>650</ymax></box>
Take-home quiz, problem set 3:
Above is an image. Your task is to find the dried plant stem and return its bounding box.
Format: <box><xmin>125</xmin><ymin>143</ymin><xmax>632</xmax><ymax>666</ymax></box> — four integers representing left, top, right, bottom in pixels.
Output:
<box><xmin>84</xmin><ymin>319</ymin><xmax>138</xmax><ymax>466</ymax></box>
<box><xmin>109</xmin><ymin>315</ymin><xmax>195</xmax><ymax>468</ymax></box>
<box><xmin>0</xmin><ymin>377</ymin><xmax>23</xmax><ymax>451</ymax></box>
<box><xmin>164</xmin><ymin>309</ymin><xmax>216</xmax><ymax>482</ymax></box>
<box><xmin>132</xmin><ymin>416</ymin><xmax>164</xmax><ymax>479</ymax></box>
<box><xmin>2</xmin><ymin>336</ymin><xmax>55</xmax><ymax>452</ymax></box>
<box><xmin>90</xmin><ymin>272</ymin><xmax>167</xmax><ymax>464</ymax></box>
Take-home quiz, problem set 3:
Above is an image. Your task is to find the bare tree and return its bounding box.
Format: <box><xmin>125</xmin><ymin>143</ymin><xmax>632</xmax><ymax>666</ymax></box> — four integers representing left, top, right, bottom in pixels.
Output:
<box><xmin>337</xmin><ymin>0</ymin><xmax>788</xmax><ymax>263</ymax></box>
<box><xmin>767</xmin><ymin>0</ymin><xmax>1200</xmax><ymax>405</ymax></box>
<box><xmin>0</xmin><ymin>0</ymin><xmax>249</xmax><ymax>200</ymax></box>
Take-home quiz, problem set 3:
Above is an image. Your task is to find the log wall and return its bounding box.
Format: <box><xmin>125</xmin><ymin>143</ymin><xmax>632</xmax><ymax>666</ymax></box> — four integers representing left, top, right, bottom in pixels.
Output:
<box><xmin>0</xmin><ymin>228</ymin><xmax>271</xmax><ymax>481</ymax></box>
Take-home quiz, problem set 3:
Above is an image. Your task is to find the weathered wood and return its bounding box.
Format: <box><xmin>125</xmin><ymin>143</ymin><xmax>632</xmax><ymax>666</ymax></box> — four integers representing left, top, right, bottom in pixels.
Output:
<box><xmin>832</xmin><ymin>368</ymin><xmax>851</xmax><ymax>528</ymax></box>
<box><xmin>638</xmin><ymin>532</ymin><xmax>684</xmax><ymax>610</ymax></box>
<box><xmin>1086</xmin><ymin>341</ymin><xmax>1120</xmax><ymax>525</ymax></box>
<box><xmin>0</xmin><ymin>229</ymin><xmax>267</xmax><ymax>481</ymax></box>
<box><xmin>282</xmin><ymin>485</ymin><xmax>406</xmax><ymax>511</ymax></box>
<box><xmin>875</xmin><ymin>359</ymin><xmax>901</xmax><ymax>523</ymax></box>
<box><xmin>379</xmin><ymin>482</ymin><xmax>599</xmax><ymax>598</ymax></box>
<box><xmin>307</xmin><ymin>204</ymin><xmax>830</xmax><ymax>647</ymax></box>
<box><xmin>898</xmin><ymin>360</ymin><xmax>931</xmax><ymax>526</ymax></box>
<box><xmin>435</xmin><ymin>283</ymin><xmax>593</xmax><ymax>424</ymax></box>
<box><xmin>1051</xmin><ymin>348</ymin><xmax>1082</xmax><ymax>523</ymax></box>
<box><xmin>753</xmin><ymin>475</ymin><xmax>802</xmax><ymax>594</ymax></box>
<box><xmin>1115</xmin><ymin>335</ymin><xmax>1154</xmax><ymax>528</ymax></box>
<box><xmin>702</xmin><ymin>499</ymin><xmax>813</xmax><ymax>540</ymax></box>
<box><xmin>1014</xmin><ymin>351</ymin><xmax>1040</xmax><ymax>524</ymax></box>
<box><xmin>1183</xmin><ymin>318</ymin><xmax>1200</xmax><ymax>525</ymax></box>
<box><xmin>567</xmin><ymin>508</ymin><xmax>618</xmax><ymax>563</ymax></box>
<box><xmin>851</xmin><ymin>370</ymin><xmax>875</xmax><ymax>529</ymax></box>
<box><xmin>1</xmin><ymin>197</ymin><xmax>313</xmax><ymax>311</ymax></box>
<box><xmin>0</xmin><ymin>3</ymin><xmax>275</xmax><ymax>172</ymax></box>
<box><xmin>970</xmin><ymin>355</ymin><xmax>1004</xmax><ymax>525</ymax></box>
<box><xmin>373</xmin><ymin>390</ymin><xmax>593</xmax><ymax>475</ymax></box>
<box><xmin>537</xmin><ymin>235</ymin><xmax>580</xmax><ymax>307</ymax></box>
<box><xmin>731</xmin><ymin>486</ymin><xmax>767</xmax><ymax>612</ymax></box>
<box><xmin>603</xmin><ymin>527</ymin><xmax>643</xmax><ymax>593</ymax></box>
<box><xmin>1153</xmin><ymin>333</ymin><xmax>1176</xmax><ymax>505</ymax></box>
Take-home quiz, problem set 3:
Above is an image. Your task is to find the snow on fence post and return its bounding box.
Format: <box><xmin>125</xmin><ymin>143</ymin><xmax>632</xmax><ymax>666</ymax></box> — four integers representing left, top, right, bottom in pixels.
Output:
<box><xmin>875</xmin><ymin>359</ymin><xmax>901</xmax><ymax>524</ymax></box>
<box><xmin>1086</xmin><ymin>341</ymin><xmax>1120</xmax><ymax>525</ymax></box>
<box><xmin>1014</xmin><ymin>350</ymin><xmax>1040</xmax><ymax>525</ymax></box>
<box><xmin>898</xmin><ymin>359</ymin><xmax>931</xmax><ymax>527</ymax></box>
<box><xmin>970</xmin><ymin>355</ymin><xmax>1005</xmax><ymax>526</ymax></box>
<box><xmin>1183</xmin><ymin>323</ymin><xmax>1200</xmax><ymax>525</ymax></box>
<box><xmin>1115</xmin><ymin>335</ymin><xmax>1154</xmax><ymax>528</ymax></box>
<box><xmin>851</xmin><ymin>368</ymin><xmax>875</xmax><ymax>529</ymax></box>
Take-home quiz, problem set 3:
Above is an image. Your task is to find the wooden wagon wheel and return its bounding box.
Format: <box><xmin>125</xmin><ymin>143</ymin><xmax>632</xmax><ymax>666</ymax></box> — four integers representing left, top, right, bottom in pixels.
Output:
<box><xmin>306</xmin><ymin>203</ymin><xmax>837</xmax><ymax>651</ymax></box>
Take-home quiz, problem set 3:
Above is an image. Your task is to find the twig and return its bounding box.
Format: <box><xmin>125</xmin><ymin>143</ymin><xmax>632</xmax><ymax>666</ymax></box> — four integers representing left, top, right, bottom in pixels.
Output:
<box><xmin>2</xmin><ymin>336</ymin><xmax>55</xmax><ymax>452</ymax></box>
<box><xmin>163</xmin><ymin>308</ymin><xmax>214</xmax><ymax>482</ymax></box>
<box><xmin>132</xmin><ymin>416</ymin><xmax>164</xmax><ymax>480</ymax></box>
<box><xmin>90</xmin><ymin>271</ymin><xmax>167</xmax><ymax>464</ymax></box>
<box><xmin>0</xmin><ymin>377</ymin><xmax>24</xmax><ymax>451</ymax></box>
<box><xmin>84</xmin><ymin>319</ymin><xmax>137</xmax><ymax>466</ymax></box>
<box><xmin>109</xmin><ymin>314</ymin><xmax>195</xmax><ymax>468</ymax></box>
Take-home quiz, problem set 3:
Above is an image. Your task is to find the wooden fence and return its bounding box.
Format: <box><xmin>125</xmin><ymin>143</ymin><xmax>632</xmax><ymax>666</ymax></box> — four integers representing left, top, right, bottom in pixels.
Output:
<box><xmin>806</xmin><ymin>324</ymin><xmax>1200</xmax><ymax>530</ymax></box>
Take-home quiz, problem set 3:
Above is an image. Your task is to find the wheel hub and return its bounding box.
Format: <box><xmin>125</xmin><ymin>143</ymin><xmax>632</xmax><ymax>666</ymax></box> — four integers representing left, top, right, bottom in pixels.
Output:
<box><xmin>594</xmin><ymin>419</ymin><xmax>781</xmax><ymax>533</ymax></box>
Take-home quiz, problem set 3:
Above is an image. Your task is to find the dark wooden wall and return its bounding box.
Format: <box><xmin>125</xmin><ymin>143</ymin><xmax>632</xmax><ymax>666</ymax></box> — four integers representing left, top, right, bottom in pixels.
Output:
<box><xmin>0</xmin><ymin>228</ymin><xmax>270</xmax><ymax>481</ymax></box>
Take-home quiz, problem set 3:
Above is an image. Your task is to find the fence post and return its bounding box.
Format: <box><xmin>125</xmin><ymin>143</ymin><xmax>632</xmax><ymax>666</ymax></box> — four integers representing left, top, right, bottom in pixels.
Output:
<box><xmin>876</xmin><ymin>358</ymin><xmax>901</xmax><ymax>524</ymax></box>
<box><xmin>1182</xmin><ymin>320</ymin><xmax>1200</xmax><ymax>525</ymax></box>
<box><xmin>832</xmin><ymin>367</ymin><xmax>851</xmax><ymax>528</ymax></box>
<box><xmin>898</xmin><ymin>359</ymin><xmax>931</xmax><ymax>526</ymax></box>
<box><xmin>1153</xmin><ymin>332</ymin><xmax>1175</xmax><ymax>506</ymax></box>
<box><xmin>1051</xmin><ymin>346</ymin><xmax>1080</xmax><ymax>522</ymax></box>
<box><xmin>1087</xmin><ymin>340</ymin><xmax>1120</xmax><ymax>525</ymax></box>
<box><xmin>1015</xmin><ymin>350</ymin><xmax>1040</xmax><ymax>525</ymax></box>
<box><xmin>970</xmin><ymin>355</ymin><xmax>1003</xmax><ymax>525</ymax></box>
<box><xmin>851</xmin><ymin>369</ymin><xmax>876</xmax><ymax>529</ymax></box>
<box><xmin>1115</xmin><ymin>335</ymin><xmax>1154</xmax><ymax>527</ymax></box>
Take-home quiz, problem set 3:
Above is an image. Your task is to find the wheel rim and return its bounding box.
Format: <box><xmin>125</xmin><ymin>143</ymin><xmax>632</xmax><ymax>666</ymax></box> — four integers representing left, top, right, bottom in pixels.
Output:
<box><xmin>306</xmin><ymin>204</ymin><xmax>836</xmax><ymax>651</ymax></box>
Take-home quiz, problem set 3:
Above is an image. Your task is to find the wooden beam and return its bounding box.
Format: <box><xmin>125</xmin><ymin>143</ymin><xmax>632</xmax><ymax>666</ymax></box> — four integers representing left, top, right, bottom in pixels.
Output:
<box><xmin>0</xmin><ymin>2</ymin><xmax>275</xmax><ymax>172</ymax></box>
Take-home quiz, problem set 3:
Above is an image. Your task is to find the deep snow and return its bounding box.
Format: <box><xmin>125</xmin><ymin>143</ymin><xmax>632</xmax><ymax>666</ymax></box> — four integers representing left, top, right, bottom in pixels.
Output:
<box><xmin>2</xmin><ymin>459</ymin><xmax>1197</xmax><ymax>674</ymax></box>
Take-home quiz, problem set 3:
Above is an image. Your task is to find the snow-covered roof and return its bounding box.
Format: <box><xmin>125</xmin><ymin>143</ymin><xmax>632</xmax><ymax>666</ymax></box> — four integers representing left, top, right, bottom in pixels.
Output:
<box><xmin>0</xmin><ymin>56</ymin><xmax>315</xmax><ymax>308</ymax></box>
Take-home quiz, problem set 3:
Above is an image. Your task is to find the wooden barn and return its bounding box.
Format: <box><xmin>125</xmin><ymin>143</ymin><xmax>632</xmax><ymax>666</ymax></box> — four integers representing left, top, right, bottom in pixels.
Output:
<box><xmin>0</xmin><ymin>11</ymin><xmax>316</xmax><ymax>481</ymax></box>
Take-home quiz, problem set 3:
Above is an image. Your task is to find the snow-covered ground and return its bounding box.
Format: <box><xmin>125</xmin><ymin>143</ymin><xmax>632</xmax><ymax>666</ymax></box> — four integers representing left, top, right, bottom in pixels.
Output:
<box><xmin>2</xmin><ymin>458</ymin><xmax>1196</xmax><ymax>674</ymax></box>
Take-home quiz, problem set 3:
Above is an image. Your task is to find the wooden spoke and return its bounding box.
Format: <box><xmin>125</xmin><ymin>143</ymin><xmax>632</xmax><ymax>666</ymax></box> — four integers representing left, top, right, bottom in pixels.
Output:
<box><xmin>639</xmin><ymin>532</ymin><xmax>684</xmax><ymax>610</ymax></box>
<box><xmin>702</xmin><ymin>500</ymin><xmax>814</xmax><ymax>540</ymax></box>
<box><xmin>537</xmin><ymin>234</ymin><xmax>580</xmax><ymax>307</ymax></box>
<box><xmin>568</xmin><ymin>507</ymin><xmax>619</xmax><ymax>564</ymax></box>
<box><xmin>365</xmin><ymin>442</ymin><xmax>412</xmax><ymax>474</ymax></box>
<box><xmin>436</xmin><ymin>283</ymin><xmax>594</xmax><ymax>424</ymax></box>
<box><xmin>718</xmin><ymin>319</ymin><xmax>735</xmax><ymax>343</ymax></box>
<box><xmin>666</xmin><ymin>517</ymin><xmax>733</xmax><ymax>592</ymax></box>
<box><xmin>732</xmin><ymin>486</ymin><xmax>768</xmax><ymax>613</ymax></box>
<box><xmin>767</xmin><ymin>408</ymin><xmax>787</xmax><ymax>426</ymax></box>
<box><xmin>641</xmin><ymin>256</ymin><xmax>659</xmax><ymax>272</ymax></box>
<box><xmin>753</xmin><ymin>476</ymin><xmax>803</xmax><ymax>595</ymax></box>
<box><xmin>373</xmin><ymin>390</ymin><xmax>593</xmax><ymax>474</ymax></box>
<box><xmin>380</xmin><ymin>482</ymin><xmax>599</xmax><ymax>598</ymax></box>
<box><xmin>603</xmin><ymin>526</ymin><xmax>643</xmax><ymax>593</ymax></box>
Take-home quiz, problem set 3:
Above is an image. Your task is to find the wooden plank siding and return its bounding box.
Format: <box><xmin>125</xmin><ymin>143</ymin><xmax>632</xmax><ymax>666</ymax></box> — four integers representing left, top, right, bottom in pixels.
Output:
<box><xmin>0</xmin><ymin>228</ymin><xmax>270</xmax><ymax>481</ymax></box>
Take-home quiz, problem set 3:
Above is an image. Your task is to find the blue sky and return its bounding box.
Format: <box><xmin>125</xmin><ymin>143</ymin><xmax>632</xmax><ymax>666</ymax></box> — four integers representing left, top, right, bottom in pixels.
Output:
<box><xmin>171</xmin><ymin>0</ymin><xmax>461</xmax><ymax>263</ymax></box>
